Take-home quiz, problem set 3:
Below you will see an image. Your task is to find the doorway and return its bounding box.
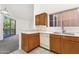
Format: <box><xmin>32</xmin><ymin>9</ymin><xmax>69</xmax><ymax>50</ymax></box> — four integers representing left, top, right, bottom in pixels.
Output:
<box><xmin>3</xmin><ymin>16</ymin><xmax>16</xmax><ymax>38</ymax></box>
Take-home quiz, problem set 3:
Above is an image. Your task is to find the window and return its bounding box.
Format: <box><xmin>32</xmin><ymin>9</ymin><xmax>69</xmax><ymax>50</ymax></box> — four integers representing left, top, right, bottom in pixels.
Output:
<box><xmin>3</xmin><ymin>16</ymin><xmax>16</xmax><ymax>38</ymax></box>
<box><xmin>49</xmin><ymin>14</ymin><xmax>57</xmax><ymax>27</ymax></box>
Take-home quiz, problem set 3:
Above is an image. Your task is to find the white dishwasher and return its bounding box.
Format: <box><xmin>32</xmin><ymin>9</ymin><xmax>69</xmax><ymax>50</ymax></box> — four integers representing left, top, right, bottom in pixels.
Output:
<box><xmin>40</xmin><ymin>33</ymin><xmax>50</xmax><ymax>49</ymax></box>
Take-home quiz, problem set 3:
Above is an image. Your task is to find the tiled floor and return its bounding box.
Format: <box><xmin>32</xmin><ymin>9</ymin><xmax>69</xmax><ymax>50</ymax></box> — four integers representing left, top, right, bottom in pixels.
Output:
<box><xmin>29</xmin><ymin>47</ymin><xmax>52</xmax><ymax>54</ymax></box>
<box><xmin>11</xmin><ymin>47</ymin><xmax>53</xmax><ymax>54</ymax></box>
<box><xmin>0</xmin><ymin>35</ymin><xmax>19</xmax><ymax>54</ymax></box>
<box><xmin>10</xmin><ymin>49</ymin><xmax>26</xmax><ymax>54</ymax></box>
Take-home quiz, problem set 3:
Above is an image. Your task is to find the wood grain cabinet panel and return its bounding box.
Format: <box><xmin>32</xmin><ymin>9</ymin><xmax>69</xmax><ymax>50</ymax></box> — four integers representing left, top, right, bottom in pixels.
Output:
<box><xmin>50</xmin><ymin>34</ymin><xmax>61</xmax><ymax>53</ymax></box>
<box><xmin>35</xmin><ymin>15</ymin><xmax>40</xmax><ymax>25</ymax></box>
<box><xmin>21</xmin><ymin>33</ymin><xmax>29</xmax><ymax>52</ymax></box>
<box><xmin>61</xmin><ymin>36</ymin><xmax>79</xmax><ymax>54</ymax></box>
<box><xmin>21</xmin><ymin>33</ymin><xmax>40</xmax><ymax>52</ymax></box>
<box><xmin>40</xmin><ymin>14</ymin><xmax>44</xmax><ymax>25</ymax></box>
<box><xmin>50</xmin><ymin>34</ymin><xmax>79</xmax><ymax>54</ymax></box>
<box><xmin>33</xmin><ymin>33</ymin><xmax>40</xmax><ymax>48</ymax></box>
<box><xmin>43</xmin><ymin>13</ymin><xmax>47</xmax><ymax>25</ymax></box>
<box><xmin>35</xmin><ymin>12</ymin><xmax>48</xmax><ymax>26</ymax></box>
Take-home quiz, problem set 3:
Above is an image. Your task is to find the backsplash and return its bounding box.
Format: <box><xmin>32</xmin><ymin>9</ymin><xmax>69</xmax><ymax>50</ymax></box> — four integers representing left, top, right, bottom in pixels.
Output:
<box><xmin>35</xmin><ymin>26</ymin><xmax>79</xmax><ymax>34</ymax></box>
<box><xmin>36</xmin><ymin>26</ymin><xmax>61</xmax><ymax>32</ymax></box>
<box><xmin>64</xmin><ymin>27</ymin><xmax>79</xmax><ymax>34</ymax></box>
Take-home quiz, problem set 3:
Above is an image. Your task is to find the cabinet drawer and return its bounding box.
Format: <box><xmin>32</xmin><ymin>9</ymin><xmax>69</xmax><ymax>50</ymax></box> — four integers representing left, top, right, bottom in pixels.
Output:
<box><xmin>50</xmin><ymin>34</ymin><xmax>61</xmax><ymax>39</ymax></box>
<box><xmin>62</xmin><ymin>36</ymin><xmax>79</xmax><ymax>42</ymax></box>
<box><xmin>61</xmin><ymin>38</ymin><xmax>79</xmax><ymax>54</ymax></box>
<box><xmin>29</xmin><ymin>33</ymin><xmax>39</xmax><ymax>36</ymax></box>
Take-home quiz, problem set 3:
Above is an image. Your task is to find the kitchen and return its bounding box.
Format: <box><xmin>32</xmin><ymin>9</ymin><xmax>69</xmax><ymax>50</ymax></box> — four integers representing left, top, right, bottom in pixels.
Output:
<box><xmin>20</xmin><ymin>4</ymin><xmax>79</xmax><ymax>54</ymax></box>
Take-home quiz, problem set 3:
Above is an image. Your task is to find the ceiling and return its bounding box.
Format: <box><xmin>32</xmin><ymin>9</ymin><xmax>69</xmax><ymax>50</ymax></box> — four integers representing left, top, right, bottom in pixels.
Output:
<box><xmin>34</xmin><ymin>4</ymin><xmax>79</xmax><ymax>15</ymax></box>
<box><xmin>1</xmin><ymin>4</ymin><xmax>34</xmax><ymax>20</ymax></box>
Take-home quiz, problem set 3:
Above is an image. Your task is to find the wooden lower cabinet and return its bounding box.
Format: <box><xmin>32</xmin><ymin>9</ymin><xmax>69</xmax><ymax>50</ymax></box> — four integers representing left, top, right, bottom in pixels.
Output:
<box><xmin>33</xmin><ymin>34</ymin><xmax>40</xmax><ymax>48</ymax></box>
<box><xmin>21</xmin><ymin>33</ymin><xmax>29</xmax><ymax>52</ymax></box>
<box><xmin>61</xmin><ymin>36</ymin><xmax>79</xmax><ymax>54</ymax></box>
<box><xmin>50</xmin><ymin>34</ymin><xmax>61</xmax><ymax>53</ymax></box>
<box><xmin>50</xmin><ymin>34</ymin><xmax>79</xmax><ymax>54</ymax></box>
<box><xmin>21</xmin><ymin>33</ymin><xmax>40</xmax><ymax>52</ymax></box>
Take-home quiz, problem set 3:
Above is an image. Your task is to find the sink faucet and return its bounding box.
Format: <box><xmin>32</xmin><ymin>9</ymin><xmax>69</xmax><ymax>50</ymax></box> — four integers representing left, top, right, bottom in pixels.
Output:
<box><xmin>61</xmin><ymin>19</ymin><xmax>65</xmax><ymax>33</ymax></box>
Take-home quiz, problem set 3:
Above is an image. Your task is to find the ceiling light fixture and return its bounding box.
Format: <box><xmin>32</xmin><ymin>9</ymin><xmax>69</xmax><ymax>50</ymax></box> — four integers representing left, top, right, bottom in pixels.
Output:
<box><xmin>0</xmin><ymin>7</ymin><xmax>8</xmax><ymax>14</ymax></box>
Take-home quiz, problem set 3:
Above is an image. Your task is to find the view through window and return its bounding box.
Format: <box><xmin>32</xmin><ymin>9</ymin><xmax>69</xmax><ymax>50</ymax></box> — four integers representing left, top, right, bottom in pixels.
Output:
<box><xmin>3</xmin><ymin>16</ymin><xmax>16</xmax><ymax>38</ymax></box>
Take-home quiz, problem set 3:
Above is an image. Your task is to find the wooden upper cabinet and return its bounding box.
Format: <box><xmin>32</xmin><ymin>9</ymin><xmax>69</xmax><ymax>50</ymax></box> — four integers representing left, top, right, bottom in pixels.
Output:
<box><xmin>44</xmin><ymin>13</ymin><xmax>48</xmax><ymax>26</ymax></box>
<box><xmin>35</xmin><ymin>15</ymin><xmax>40</xmax><ymax>25</ymax></box>
<box><xmin>40</xmin><ymin>14</ymin><xmax>44</xmax><ymax>25</ymax></box>
<box><xmin>35</xmin><ymin>12</ymin><xmax>48</xmax><ymax>26</ymax></box>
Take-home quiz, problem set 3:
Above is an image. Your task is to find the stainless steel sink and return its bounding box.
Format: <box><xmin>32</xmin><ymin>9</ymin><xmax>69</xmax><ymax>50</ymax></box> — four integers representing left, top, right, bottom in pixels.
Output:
<box><xmin>54</xmin><ymin>32</ymin><xmax>62</xmax><ymax>34</ymax></box>
<box><xmin>63</xmin><ymin>32</ymin><xmax>74</xmax><ymax>35</ymax></box>
<box><xmin>54</xmin><ymin>32</ymin><xmax>74</xmax><ymax>35</ymax></box>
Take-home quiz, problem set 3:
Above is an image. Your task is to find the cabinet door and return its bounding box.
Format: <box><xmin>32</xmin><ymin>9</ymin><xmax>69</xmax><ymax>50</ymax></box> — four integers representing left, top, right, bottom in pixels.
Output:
<box><xmin>35</xmin><ymin>15</ymin><xmax>40</xmax><ymax>25</ymax></box>
<box><xmin>34</xmin><ymin>33</ymin><xmax>40</xmax><ymax>48</ymax></box>
<box><xmin>28</xmin><ymin>33</ymin><xmax>40</xmax><ymax>51</ymax></box>
<box><xmin>21</xmin><ymin>33</ymin><xmax>29</xmax><ymax>52</ymax></box>
<box><xmin>44</xmin><ymin>13</ymin><xmax>48</xmax><ymax>26</ymax></box>
<box><xmin>28</xmin><ymin>34</ymin><xmax>35</xmax><ymax>51</ymax></box>
<box><xmin>29</xmin><ymin>38</ymin><xmax>35</xmax><ymax>51</ymax></box>
<box><xmin>61</xmin><ymin>36</ymin><xmax>79</xmax><ymax>54</ymax></box>
<box><xmin>35</xmin><ymin>13</ymin><xmax>48</xmax><ymax>26</ymax></box>
<box><xmin>50</xmin><ymin>34</ymin><xmax>61</xmax><ymax>53</ymax></box>
<box><xmin>40</xmin><ymin>14</ymin><xmax>45</xmax><ymax>25</ymax></box>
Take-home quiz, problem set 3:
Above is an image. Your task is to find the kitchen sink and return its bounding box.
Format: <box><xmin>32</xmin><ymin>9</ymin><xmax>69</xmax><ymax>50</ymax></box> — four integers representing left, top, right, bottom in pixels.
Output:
<box><xmin>63</xmin><ymin>32</ymin><xmax>74</xmax><ymax>35</ymax></box>
<box><xmin>54</xmin><ymin>32</ymin><xmax>74</xmax><ymax>35</ymax></box>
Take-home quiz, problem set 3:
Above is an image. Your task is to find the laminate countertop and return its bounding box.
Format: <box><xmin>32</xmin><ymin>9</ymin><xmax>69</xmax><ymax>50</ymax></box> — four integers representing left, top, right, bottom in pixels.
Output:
<box><xmin>22</xmin><ymin>30</ymin><xmax>79</xmax><ymax>37</ymax></box>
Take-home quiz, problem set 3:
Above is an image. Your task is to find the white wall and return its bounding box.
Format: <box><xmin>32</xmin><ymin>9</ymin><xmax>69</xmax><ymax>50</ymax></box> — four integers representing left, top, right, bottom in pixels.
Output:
<box><xmin>0</xmin><ymin>14</ymin><xmax>3</xmax><ymax>40</ymax></box>
<box><xmin>0</xmin><ymin>5</ymin><xmax>3</xmax><ymax>40</ymax></box>
<box><xmin>16</xmin><ymin>18</ymin><xmax>34</xmax><ymax>34</ymax></box>
<box><xmin>64</xmin><ymin>27</ymin><xmax>79</xmax><ymax>34</ymax></box>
